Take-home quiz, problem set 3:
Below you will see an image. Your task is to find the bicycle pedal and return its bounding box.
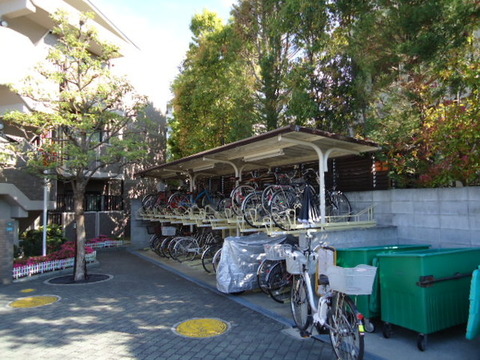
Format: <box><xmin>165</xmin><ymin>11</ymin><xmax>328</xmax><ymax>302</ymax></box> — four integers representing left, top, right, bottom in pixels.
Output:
<box><xmin>300</xmin><ymin>330</ymin><xmax>311</xmax><ymax>338</ymax></box>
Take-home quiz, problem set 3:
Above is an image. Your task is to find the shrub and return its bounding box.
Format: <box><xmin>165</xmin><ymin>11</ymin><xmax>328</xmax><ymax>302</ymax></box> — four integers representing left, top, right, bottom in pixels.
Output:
<box><xmin>19</xmin><ymin>224</ymin><xmax>68</xmax><ymax>257</ymax></box>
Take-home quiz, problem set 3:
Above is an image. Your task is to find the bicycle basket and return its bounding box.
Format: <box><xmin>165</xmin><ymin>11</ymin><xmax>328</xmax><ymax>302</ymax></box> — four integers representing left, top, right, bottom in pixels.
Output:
<box><xmin>264</xmin><ymin>243</ymin><xmax>292</xmax><ymax>260</ymax></box>
<box><xmin>326</xmin><ymin>264</ymin><xmax>377</xmax><ymax>295</ymax></box>
<box><xmin>286</xmin><ymin>250</ymin><xmax>317</xmax><ymax>275</ymax></box>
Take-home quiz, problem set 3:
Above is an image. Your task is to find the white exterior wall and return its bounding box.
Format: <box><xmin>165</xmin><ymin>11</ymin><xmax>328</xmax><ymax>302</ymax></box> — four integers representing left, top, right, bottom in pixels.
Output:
<box><xmin>347</xmin><ymin>187</ymin><xmax>480</xmax><ymax>248</ymax></box>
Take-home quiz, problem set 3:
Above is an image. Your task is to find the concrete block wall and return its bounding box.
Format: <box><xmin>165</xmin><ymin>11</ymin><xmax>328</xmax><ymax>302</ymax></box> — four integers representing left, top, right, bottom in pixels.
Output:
<box><xmin>347</xmin><ymin>186</ymin><xmax>480</xmax><ymax>248</ymax></box>
<box><xmin>1</xmin><ymin>168</ymin><xmax>45</xmax><ymax>201</ymax></box>
<box><xmin>62</xmin><ymin>211</ymin><xmax>126</xmax><ymax>241</ymax></box>
<box><xmin>130</xmin><ymin>199</ymin><xmax>152</xmax><ymax>249</ymax></box>
<box><xmin>0</xmin><ymin>219</ymin><xmax>14</xmax><ymax>285</ymax></box>
<box><xmin>312</xmin><ymin>225</ymin><xmax>399</xmax><ymax>248</ymax></box>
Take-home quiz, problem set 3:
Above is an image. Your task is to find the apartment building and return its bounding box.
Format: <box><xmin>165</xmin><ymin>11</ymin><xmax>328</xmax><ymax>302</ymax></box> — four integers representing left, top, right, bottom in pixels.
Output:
<box><xmin>0</xmin><ymin>0</ymin><xmax>146</xmax><ymax>283</ymax></box>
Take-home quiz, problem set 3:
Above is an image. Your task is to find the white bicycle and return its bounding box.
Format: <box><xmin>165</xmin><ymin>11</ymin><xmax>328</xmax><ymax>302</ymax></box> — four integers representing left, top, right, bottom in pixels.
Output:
<box><xmin>287</xmin><ymin>233</ymin><xmax>375</xmax><ymax>360</ymax></box>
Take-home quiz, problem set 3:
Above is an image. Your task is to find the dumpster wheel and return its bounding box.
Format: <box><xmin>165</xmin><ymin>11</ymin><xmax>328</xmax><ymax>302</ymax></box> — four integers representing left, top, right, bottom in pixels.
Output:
<box><xmin>364</xmin><ymin>319</ymin><xmax>376</xmax><ymax>333</ymax></box>
<box><xmin>417</xmin><ymin>333</ymin><xmax>427</xmax><ymax>351</ymax></box>
<box><xmin>382</xmin><ymin>322</ymin><xmax>392</xmax><ymax>338</ymax></box>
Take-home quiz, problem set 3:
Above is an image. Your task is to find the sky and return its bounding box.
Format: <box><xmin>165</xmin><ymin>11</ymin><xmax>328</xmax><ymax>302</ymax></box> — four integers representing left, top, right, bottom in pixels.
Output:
<box><xmin>93</xmin><ymin>0</ymin><xmax>236</xmax><ymax>113</ymax></box>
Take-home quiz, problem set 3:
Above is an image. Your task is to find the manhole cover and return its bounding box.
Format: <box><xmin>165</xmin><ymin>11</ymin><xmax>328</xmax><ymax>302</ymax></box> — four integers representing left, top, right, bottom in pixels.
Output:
<box><xmin>173</xmin><ymin>318</ymin><xmax>230</xmax><ymax>338</ymax></box>
<box><xmin>8</xmin><ymin>295</ymin><xmax>60</xmax><ymax>308</ymax></box>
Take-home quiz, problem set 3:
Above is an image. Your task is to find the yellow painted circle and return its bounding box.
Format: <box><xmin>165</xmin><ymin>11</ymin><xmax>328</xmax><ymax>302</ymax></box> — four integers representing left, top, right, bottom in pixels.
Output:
<box><xmin>20</xmin><ymin>289</ymin><xmax>35</xmax><ymax>293</ymax></box>
<box><xmin>9</xmin><ymin>295</ymin><xmax>60</xmax><ymax>308</ymax></box>
<box><xmin>175</xmin><ymin>318</ymin><xmax>229</xmax><ymax>338</ymax></box>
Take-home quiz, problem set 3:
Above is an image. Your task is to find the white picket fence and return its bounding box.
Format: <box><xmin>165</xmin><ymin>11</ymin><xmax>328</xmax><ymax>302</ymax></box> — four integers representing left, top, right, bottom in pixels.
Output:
<box><xmin>12</xmin><ymin>239</ymin><xmax>127</xmax><ymax>280</ymax></box>
<box><xmin>13</xmin><ymin>252</ymin><xmax>97</xmax><ymax>280</ymax></box>
<box><xmin>86</xmin><ymin>240</ymin><xmax>125</xmax><ymax>249</ymax></box>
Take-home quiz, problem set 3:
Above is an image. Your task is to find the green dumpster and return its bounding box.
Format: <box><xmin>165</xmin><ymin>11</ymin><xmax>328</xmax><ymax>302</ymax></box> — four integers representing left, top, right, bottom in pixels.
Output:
<box><xmin>466</xmin><ymin>265</ymin><xmax>480</xmax><ymax>340</ymax></box>
<box><xmin>335</xmin><ymin>244</ymin><xmax>431</xmax><ymax>319</ymax></box>
<box><xmin>377</xmin><ymin>248</ymin><xmax>480</xmax><ymax>351</ymax></box>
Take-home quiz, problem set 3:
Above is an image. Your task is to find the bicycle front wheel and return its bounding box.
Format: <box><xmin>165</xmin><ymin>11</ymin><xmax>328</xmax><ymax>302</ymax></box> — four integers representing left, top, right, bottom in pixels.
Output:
<box><xmin>241</xmin><ymin>191</ymin><xmax>266</xmax><ymax>228</ymax></box>
<box><xmin>212</xmin><ymin>248</ymin><xmax>222</xmax><ymax>273</ymax></box>
<box><xmin>257</xmin><ymin>259</ymin><xmax>277</xmax><ymax>294</ymax></box>
<box><xmin>328</xmin><ymin>292</ymin><xmax>365</xmax><ymax>360</ymax></box>
<box><xmin>327</xmin><ymin>191</ymin><xmax>352</xmax><ymax>222</ymax></box>
<box><xmin>270</xmin><ymin>189</ymin><xmax>301</xmax><ymax>231</ymax></box>
<box><xmin>266</xmin><ymin>261</ymin><xmax>292</xmax><ymax>303</ymax></box>
<box><xmin>290</xmin><ymin>275</ymin><xmax>312</xmax><ymax>333</ymax></box>
<box><xmin>171</xmin><ymin>237</ymin><xmax>197</xmax><ymax>262</ymax></box>
<box><xmin>201</xmin><ymin>244</ymin><xmax>221</xmax><ymax>273</ymax></box>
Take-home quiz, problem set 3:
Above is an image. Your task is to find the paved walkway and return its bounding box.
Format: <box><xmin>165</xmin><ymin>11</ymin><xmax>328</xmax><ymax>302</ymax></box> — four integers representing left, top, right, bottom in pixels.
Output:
<box><xmin>1</xmin><ymin>248</ymin><xmax>479</xmax><ymax>360</ymax></box>
<box><xmin>133</xmin><ymin>248</ymin><xmax>480</xmax><ymax>360</ymax></box>
<box><xmin>0</xmin><ymin>249</ymin><xmax>331</xmax><ymax>360</ymax></box>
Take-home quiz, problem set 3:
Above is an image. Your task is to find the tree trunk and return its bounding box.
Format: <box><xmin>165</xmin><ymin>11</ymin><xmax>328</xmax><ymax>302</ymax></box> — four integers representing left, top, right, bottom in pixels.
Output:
<box><xmin>73</xmin><ymin>187</ymin><xmax>87</xmax><ymax>281</ymax></box>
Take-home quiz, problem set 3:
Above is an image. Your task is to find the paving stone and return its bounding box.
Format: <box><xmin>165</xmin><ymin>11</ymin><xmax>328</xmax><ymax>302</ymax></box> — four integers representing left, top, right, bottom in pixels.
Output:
<box><xmin>0</xmin><ymin>250</ymin><xmax>343</xmax><ymax>360</ymax></box>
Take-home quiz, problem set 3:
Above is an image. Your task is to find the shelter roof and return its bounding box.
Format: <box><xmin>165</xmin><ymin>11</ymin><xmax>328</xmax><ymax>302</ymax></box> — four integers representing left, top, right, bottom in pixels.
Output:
<box><xmin>135</xmin><ymin>125</ymin><xmax>380</xmax><ymax>180</ymax></box>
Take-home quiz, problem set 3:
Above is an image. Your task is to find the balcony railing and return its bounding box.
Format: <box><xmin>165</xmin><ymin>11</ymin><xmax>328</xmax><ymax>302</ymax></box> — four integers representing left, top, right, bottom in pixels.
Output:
<box><xmin>56</xmin><ymin>194</ymin><xmax>124</xmax><ymax>212</ymax></box>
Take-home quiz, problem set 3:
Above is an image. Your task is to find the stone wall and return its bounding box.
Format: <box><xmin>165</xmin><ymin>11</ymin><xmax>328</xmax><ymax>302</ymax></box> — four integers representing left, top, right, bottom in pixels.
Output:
<box><xmin>347</xmin><ymin>186</ymin><xmax>480</xmax><ymax>248</ymax></box>
<box><xmin>63</xmin><ymin>211</ymin><xmax>126</xmax><ymax>241</ymax></box>
<box><xmin>0</xmin><ymin>219</ymin><xmax>14</xmax><ymax>285</ymax></box>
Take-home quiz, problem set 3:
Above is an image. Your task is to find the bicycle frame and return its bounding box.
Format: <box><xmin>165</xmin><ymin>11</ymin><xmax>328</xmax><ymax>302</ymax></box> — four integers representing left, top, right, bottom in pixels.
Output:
<box><xmin>292</xmin><ymin>232</ymin><xmax>366</xmax><ymax>360</ymax></box>
<box><xmin>297</xmin><ymin>246</ymin><xmax>335</xmax><ymax>330</ymax></box>
<box><xmin>302</xmin><ymin>267</ymin><xmax>319</xmax><ymax>314</ymax></box>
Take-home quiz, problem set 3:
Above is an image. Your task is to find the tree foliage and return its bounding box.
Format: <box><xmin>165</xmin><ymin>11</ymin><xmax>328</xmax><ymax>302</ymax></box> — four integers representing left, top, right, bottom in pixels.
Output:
<box><xmin>4</xmin><ymin>11</ymin><xmax>149</xmax><ymax>280</ymax></box>
<box><xmin>357</xmin><ymin>0</ymin><xmax>480</xmax><ymax>186</ymax></box>
<box><xmin>418</xmin><ymin>37</ymin><xmax>480</xmax><ymax>186</ymax></box>
<box><xmin>169</xmin><ymin>0</ymin><xmax>480</xmax><ymax>187</ymax></box>
<box><xmin>169</xmin><ymin>10</ymin><xmax>255</xmax><ymax>159</ymax></box>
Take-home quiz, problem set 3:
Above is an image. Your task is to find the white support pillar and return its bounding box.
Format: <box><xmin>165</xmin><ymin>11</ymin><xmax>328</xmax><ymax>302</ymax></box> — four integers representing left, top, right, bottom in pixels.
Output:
<box><xmin>278</xmin><ymin>135</ymin><xmax>327</xmax><ymax>224</ymax></box>
<box><xmin>202</xmin><ymin>157</ymin><xmax>241</xmax><ymax>236</ymax></box>
<box><xmin>186</xmin><ymin>172</ymin><xmax>194</xmax><ymax>192</ymax></box>
<box><xmin>278</xmin><ymin>135</ymin><xmax>360</xmax><ymax>224</ymax></box>
<box><xmin>202</xmin><ymin>157</ymin><xmax>241</xmax><ymax>186</ymax></box>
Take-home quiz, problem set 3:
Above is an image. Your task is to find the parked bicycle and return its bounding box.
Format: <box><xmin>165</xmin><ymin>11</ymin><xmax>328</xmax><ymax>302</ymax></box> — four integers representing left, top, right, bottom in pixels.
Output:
<box><xmin>168</xmin><ymin>227</ymin><xmax>222</xmax><ymax>263</ymax></box>
<box><xmin>269</xmin><ymin>168</ymin><xmax>352</xmax><ymax>231</ymax></box>
<box><xmin>257</xmin><ymin>237</ymin><xmax>298</xmax><ymax>303</ymax></box>
<box><xmin>240</xmin><ymin>170</ymin><xmax>297</xmax><ymax>228</ymax></box>
<box><xmin>167</xmin><ymin>187</ymin><xmax>225</xmax><ymax>214</ymax></box>
<box><xmin>289</xmin><ymin>232</ymin><xmax>374</xmax><ymax>360</ymax></box>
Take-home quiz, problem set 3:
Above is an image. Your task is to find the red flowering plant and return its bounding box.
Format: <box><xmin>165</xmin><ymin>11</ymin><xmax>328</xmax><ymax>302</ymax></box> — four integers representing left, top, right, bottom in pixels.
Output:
<box><xmin>13</xmin><ymin>241</ymin><xmax>94</xmax><ymax>268</ymax></box>
<box><xmin>86</xmin><ymin>234</ymin><xmax>114</xmax><ymax>244</ymax></box>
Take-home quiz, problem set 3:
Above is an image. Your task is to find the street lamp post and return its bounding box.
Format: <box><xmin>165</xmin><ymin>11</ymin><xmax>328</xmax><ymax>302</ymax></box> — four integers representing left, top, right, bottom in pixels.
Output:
<box><xmin>42</xmin><ymin>170</ymin><xmax>50</xmax><ymax>256</ymax></box>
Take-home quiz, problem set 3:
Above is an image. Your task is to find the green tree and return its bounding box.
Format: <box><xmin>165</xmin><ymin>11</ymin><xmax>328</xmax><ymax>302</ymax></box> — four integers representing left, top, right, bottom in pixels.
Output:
<box><xmin>418</xmin><ymin>37</ymin><xmax>480</xmax><ymax>186</ymax></box>
<box><xmin>169</xmin><ymin>10</ymin><xmax>255</xmax><ymax>158</ymax></box>
<box><xmin>356</xmin><ymin>0</ymin><xmax>480</xmax><ymax>186</ymax></box>
<box><xmin>232</xmin><ymin>0</ymin><xmax>294</xmax><ymax>130</ymax></box>
<box><xmin>283</xmin><ymin>0</ymin><xmax>360</xmax><ymax>134</ymax></box>
<box><xmin>4</xmin><ymin>11</ymin><xmax>148</xmax><ymax>280</ymax></box>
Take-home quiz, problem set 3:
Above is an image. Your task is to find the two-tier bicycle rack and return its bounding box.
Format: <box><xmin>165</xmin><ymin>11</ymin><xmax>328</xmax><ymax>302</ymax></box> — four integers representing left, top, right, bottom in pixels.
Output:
<box><xmin>135</xmin><ymin>125</ymin><xmax>380</xmax><ymax>237</ymax></box>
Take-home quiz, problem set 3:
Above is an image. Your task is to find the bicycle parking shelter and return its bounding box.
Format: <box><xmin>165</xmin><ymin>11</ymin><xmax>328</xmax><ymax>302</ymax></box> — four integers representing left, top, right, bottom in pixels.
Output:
<box><xmin>136</xmin><ymin>125</ymin><xmax>380</xmax><ymax>234</ymax></box>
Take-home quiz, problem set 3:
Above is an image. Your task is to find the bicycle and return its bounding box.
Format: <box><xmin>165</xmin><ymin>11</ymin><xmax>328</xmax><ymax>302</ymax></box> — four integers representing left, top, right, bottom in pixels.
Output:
<box><xmin>241</xmin><ymin>191</ymin><xmax>269</xmax><ymax>228</ymax></box>
<box><xmin>169</xmin><ymin>228</ymin><xmax>222</xmax><ymax>263</ymax></box>
<box><xmin>288</xmin><ymin>232</ymin><xmax>372</xmax><ymax>360</ymax></box>
<box><xmin>167</xmin><ymin>188</ymin><xmax>225</xmax><ymax>215</ymax></box>
<box><xmin>140</xmin><ymin>191</ymin><xmax>171</xmax><ymax>214</ymax></box>
<box><xmin>257</xmin><ymin>238</ymin><xmax>298</xmax><ymax>303</ymax></box>
<box><xmin>240</xmin><ymin>170</ymin><xmax>298</xmax><ymax>228</ymax></box>
<box><xmin>269</xmin><ymin>169</ymin><xmax>352</xmax><ymax>231</ymax></box>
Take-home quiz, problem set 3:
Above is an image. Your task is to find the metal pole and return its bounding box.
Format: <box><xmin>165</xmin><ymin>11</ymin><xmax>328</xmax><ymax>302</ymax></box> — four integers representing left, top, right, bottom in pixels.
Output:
<box><xmin>42</xmin><ymin>171</ymin><xmax>49</xmax><ymax>256</ymax></box>
<box><xmin>278</xmin><ymin>135</ymin><xmax>327</xmax><ymax>224</ymax></box>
